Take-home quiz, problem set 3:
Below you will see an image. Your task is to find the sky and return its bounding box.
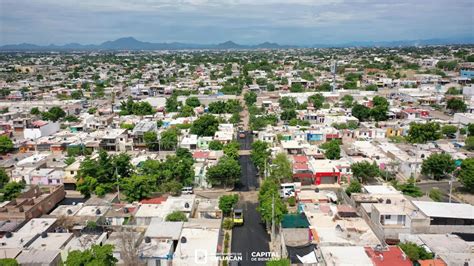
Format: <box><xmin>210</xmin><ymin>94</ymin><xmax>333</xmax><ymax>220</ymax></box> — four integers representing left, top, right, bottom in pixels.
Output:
<box><xmin>0</xmin><ymin>0</ymin><xmax>473</xmax><ymax>45</ymax></box>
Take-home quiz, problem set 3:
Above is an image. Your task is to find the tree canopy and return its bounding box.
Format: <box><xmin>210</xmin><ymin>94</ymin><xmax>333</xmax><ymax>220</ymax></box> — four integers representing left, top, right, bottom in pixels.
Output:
<box><xmin>65</xmin><ymin>244</ymin><xmax>117</xmax><ymax>266</ymax></box>
<box><xmin>190</xmin><ymin>114</ymin><xmax>219</xmax><ymax>136</ymax></box>
<box><xmin>270</xmin><ymin>153</ymin><xmax>293</xmax><ymax>181</ymax></box>
<box><xmin>406</xmin><ymin>122</ymin><xmax>441</xmax><ymax>143</ymax></box>
<box><xmin>206</xmin><ymin>156</ymin><xmax>241</xmax><ymax>187</ymax></box>
<box><xmin>0</xmin><ymin>135</ymin><xmax>13</xmax><ymax>154</ymax></box>
<box><xmin>218</xmin><ymin>194</ymin><xmax>239</xmax><ymax>216</ymax></box>
<box><xmin>351</xmin><ymin>161</ymin><xmax>380</xmax><ymax>183</ymax></box>
<box><xmin>458</xmin><ymin>158</ymin><xmax>474</xmax><ymax>193</ymax></box>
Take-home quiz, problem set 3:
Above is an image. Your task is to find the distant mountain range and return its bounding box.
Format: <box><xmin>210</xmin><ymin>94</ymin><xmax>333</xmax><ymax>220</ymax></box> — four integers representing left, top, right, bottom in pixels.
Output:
<box><xmin>1</xmin><ymin>36</ymin><xmax>473</xmax><ymax>51</ymax></box>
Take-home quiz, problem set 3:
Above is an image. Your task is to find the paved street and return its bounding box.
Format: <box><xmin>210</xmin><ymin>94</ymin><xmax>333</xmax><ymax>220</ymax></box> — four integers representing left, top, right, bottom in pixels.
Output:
<box><xmin>232</xmin><ymin>130</ymin><xmax>271</xmax><ymax>265</ymax></box>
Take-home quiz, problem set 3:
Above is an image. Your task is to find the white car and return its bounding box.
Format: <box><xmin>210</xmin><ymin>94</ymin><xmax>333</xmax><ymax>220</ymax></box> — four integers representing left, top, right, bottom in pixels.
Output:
<box><xmin>181</xmin><ymin>187</ymin><xmax>194</xmax><ymax>194</ymax></box>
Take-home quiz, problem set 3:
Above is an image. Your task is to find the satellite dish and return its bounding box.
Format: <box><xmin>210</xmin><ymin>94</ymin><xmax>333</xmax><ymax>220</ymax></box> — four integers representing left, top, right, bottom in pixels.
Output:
<box><xmin>180</xmin><ymin>237</ymin><xmax>187</xmax><ymax>244</ymax></box>
<box><xmin>144</xmin><ymin>237</ymin><xmax>151</xmax><ymax>243</ymax></box>
<box><xmin>5</xmin><ymin>232</ymin><xmax>12</xmax><ymax>238</ymax></box>
<box><xmin>41</xmin><ymin>232</ymin><xmax>48</xmax><ymax>238</ymax></box>
<box><xmin>184</xmin><ymin>202</ymin><xmax>190</xmax><ymax>209</ymax></box>
<box><xmin>95</xmin><ymin>209</ymin><xmax>101</xmax><ymax>215</ymax></box>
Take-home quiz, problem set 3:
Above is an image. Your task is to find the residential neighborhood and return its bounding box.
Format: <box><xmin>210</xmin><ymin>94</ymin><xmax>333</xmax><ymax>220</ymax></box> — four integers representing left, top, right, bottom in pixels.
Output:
<box><xmin>0</xmin><ymin>45</ymin><xmax>473</xmax><ymax>266</ymax></box>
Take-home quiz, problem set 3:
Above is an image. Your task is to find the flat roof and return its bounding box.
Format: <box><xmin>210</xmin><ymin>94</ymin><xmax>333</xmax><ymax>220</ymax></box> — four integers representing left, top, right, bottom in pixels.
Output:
<box><xmin>145</xmin><ymin>220</ymin><xmax>183</xmax><ymax>240</ymax></box>
<box><xmin>363</xmin><ymin>185</ymin><xmax>401</xmax><ymax>195</ymax></box>
<box><xmin>17</xmin><ymin>250</ymin><xmax>60</xmax><ymax>264</ymax></box>
<box><xmin>17</xmin><ymin>218</ymin><xmax>56</xmax><ymax>235</ymax></box>
<box><xmin>173</xmin><ymin>226</ymin><xmax>220</xmax><ymax>266</ymax></box>
<box><xmin>412</xmin><ymin>201</ymin><xmax>474</xmax><ymax>220</ymax></box>
<box><xmin>28</xmin><ymin>233</ymin><xmax>73</xmax><ymax>250</ymax></box>
<box><xmin>320</xmin><ymin>246</ymin><xmax>373</xmax><ymax>266</ymax></box>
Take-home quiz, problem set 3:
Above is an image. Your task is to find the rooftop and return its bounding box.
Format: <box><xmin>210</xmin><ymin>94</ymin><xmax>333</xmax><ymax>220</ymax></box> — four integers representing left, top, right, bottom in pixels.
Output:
<box><xmin>412</xmin><ymin>201</ymin><xmax>474</xmax><ymax>220</ymax></box>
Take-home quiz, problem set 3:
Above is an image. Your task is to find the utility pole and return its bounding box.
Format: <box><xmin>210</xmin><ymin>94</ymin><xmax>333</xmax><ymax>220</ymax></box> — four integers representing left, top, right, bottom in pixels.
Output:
<box><xmin>115</xmin><ymin>167</ymin><xmax>121</xmax><ymax>202</ymax></box>
<box><xmin>271</xmin><ymin>193</ymin><xmax>275</xmax><ymax>240</ymax></box>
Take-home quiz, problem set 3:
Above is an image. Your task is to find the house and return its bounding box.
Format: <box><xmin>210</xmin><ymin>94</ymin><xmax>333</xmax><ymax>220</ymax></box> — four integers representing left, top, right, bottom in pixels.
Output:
<box><xmin>197</xmin><ymin>136</ymin><xmax>213</xmax><ymax>149</ymax></box>
<box><xmin>99</xmin><ymin>128</ymin><xmax>129</xmax><ymax>152</ymax></box>
<box><xmin>29</xmin><ymin>168</ymin><xmax>64</xmax><ymax>186</ymax></box>
<box><xmin>180</xmin><ymin>134</ymin><xmax>198</xmax><ymax>150</ymax></box>
<box><xmin>24</xmin><ymin>120</ymin><xmax>60</xmax><ymax>140</ymax></box>
<box><xmin>104</xmin><ymin>204</ymin><xmax>138</xmax><ymax>226</ymax></box>
<box><xmin>0</xmin><ymin>186</ymin><xmax>65</xmax><ymax>221</ymax></box>
<box><xmin>364</xmin><ymin>246</ymin><xmax>411</xmax><ymax>266</ymax></box>
<box><xmin>16</xmin><ymin>250</ymin><xmax>63</xmax><ymax>266</ymax></box>
<box><xmin>320</xmin><ymin>246</ymin><xmax>373</xmax><ymax>266</ymax></box>
<box><xmin>307</xmin><ymin>159</ymin><xmax>341</xmax><ymax>185</ymax></box>
<box><xmin>173</xmin><ymin>219</ymin><xmax>221</xmax><ymax>266</ymax></box>
<box><xmin>132</xmin><ymin>120</ymin><xmax>157</xmax><ymax>148</ymax></box>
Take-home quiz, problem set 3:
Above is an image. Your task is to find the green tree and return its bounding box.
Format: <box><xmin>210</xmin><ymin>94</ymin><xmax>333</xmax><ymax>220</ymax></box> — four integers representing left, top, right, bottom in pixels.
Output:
<box><xmin>346</xmin><ymin>180</ymin><xmax>362</xmax><ymax>196</ymax></box>
<box><xmin>270</xmin><ymin>153</ymin><xmax>293</xmax><ymax>181</ymax></box>
<box><xmin>441</xmin><ymin>125</ymin><xmax>457</xmax><ymax>137</ymax></box>
<box><xmin>244</xmin><ymin>91</ymin><xmax>257</xmax><ymax>106</ymax></box>
<box><xmin>144</xmin><ymin>131</ymin><xmax>159</xmax><ymax>150</ymax></box>
<box><xmin>258</xmin><ymin>179</ymin><xmax>287</xmax><ymax>224</ymax></box>
<box><xmin>160</xmin><ymin>128</ymin><xmax>179</xmax><ymax>150</ymax></box>
<box><xmin>190</xmin><ymin>114</ymin><xmax>219</xmax><ymax>136</ymax></box>
<box><xmin>185</xmin><ymin>96</ymin><xmax>201</xmax><ymax>107</ymax></box>
<box><xmin>308</xmin><ymin>93</ymin><xmax>325</xmax><ymax>109</ymax></box>
<box><xmin>458</xmin><ymin>158</ymin><xmax>474</xmax><ymax>192</ymax></box>
<box><xmin>341</xmin><ymin>95</ymin><xmax>354</xmax><ymax>108</ymax></box>
<box><xmin>179</xmin><ymin>105</ymin><xmax>195</xmax><ymax>117</ymax></box>
<box><xmin>398</xmin><ymin>242</ymin><xmax>434</xmax><ymax>262</ymax></box>
<box><xmin>166</xmin><ymin>95</ymin><xmax>180</xmax><ymax>112</ymax></box>
<box><xmin>446</xmin><ymin>98</ymin><xmax>467</xmax><ymax>113</ymax></box>
<box><xmin>278</xmin><ymin>97</ymin><xmax>297</xmax><ymax>110</ymax></box>
<box><xmin>320</xmin><ymin>140</ymin><xmax>341</xmax><ymax>160</ymax></box>
<box><xmin>0</xmin><ymin>136</ymin><xmax>14</xmax><ymax>154</ymax></box>
<box><xmin>206</xmin><ymin>156</ymin><xmax>241</xmax><ymax>187</ymax></box>
<box><xmin>65</xmin><ymin>157</ymin><xmax>76</xmax><ymax>166</ymax></box>
<box><xmin>351</xmin><ymin>104</ymin><xmax>371</xmax><ymax>121</ymax></box>
<box><xmin>88</xmin><ymin>107</ymin><xmax>97</xmax><ymax>114</ymax></box>
<box><xmin>395</xmin><ymin>178</ymin><xmax>423</xmax><ymax>197</ymax></box>
<box><xmin>0</xmin><ymin>169</ymin><xmax>9</xmax><ymax>189</ymax></box>
<box><xmin>209</xmin><ymin>140</ymin><xmax>224</xmax><ymax>150</ymax></box>
<box><xmin>317</xmin><ymin>82</ymin><xmax>332</xmax><ymax>91</ymax></box>
<box><xmin>166</xmin><ymin>211</ymin><xmax>188</xmax><ymax>222</ymax></box>
<box><xmin>1</xmin><ymin>181</ymin><xmax>25</xmax><ymax>201</ymax></box>
<box><xmin>30</xmin><ymin>107</ymin><xmax>40</xmax><ymax>115</ymax></box>
<box><xmin>64</xmin><ymin>115</ymin><xmax>80</xmax><ymax>122</ymax></box>
<box><xmin>41</xmin><ymin>106</ymin><xmax>66</xmax><ymax>122</ymax></box>
<box><xmin>421</xmin><ymin>153</ymin><xmax>455</xmax><ymax>180</ymax></box>
<box><xmin>0</xmin><ymin>258</ymin><xmax>19</xmax><ymax>266</ymax></box>
<box><xmin>70</xmin><ymin>90</ymin><xmax>83</xmax><ymax>100</ymax></box>
<box><xmin>223</xmin><ymin>141</ymin><xmax>240</xmax><ymax>160</ymax></box>
<box><xmin>406</xmin><ymin>122</ymin><xmax>441</xmax><ymax>143</ymax></box>
<box><xmin>468</xmin><ymin>124</ymin><xmax>474</xmax><ymax>136</ymax></box>
<box><xmin>160</xmin><ymin>180</ymin><xmax>183</xmax><ymax>196</ymax></box>
<box><xmin>65</xmin><ymin>244</ymin><xmax>117</xmax><ymax>266</ymax></box>
<box><xmin>465</xmin><ymin>136</ymin><xmax>474</xmax><ymax>151</ymax></box>
<box><xmin>218</xmin><ymin>194</ymin><xmax>239</xmax><ymax>216</ymax></box>
<box><xmin>121</xmin><ymin>175</ymin><xmax>155</xmax><ymax>202</ymax></box>
<box><xmin>290</xmin><ymin>83</ymin><xmax>304</xmax><ymax>92</ymax></box>
<box><xmin>351</xmin><ymin>161</ymin><xmax>380</xmax><ymax>183</ymax></box>
<box><xmin>280</xmin><ymin>109</ymin><xmax>297</xmax><ymax>121</ymax></box>
<box><xmin>251</xmin><ymin>140</ymin><xmax>270</xmax><ymax>172</ymax></box>
<box><xmin>445</xmin><ymin>87</ymin><xmax>462</xmax><ymax>95</ymax></box>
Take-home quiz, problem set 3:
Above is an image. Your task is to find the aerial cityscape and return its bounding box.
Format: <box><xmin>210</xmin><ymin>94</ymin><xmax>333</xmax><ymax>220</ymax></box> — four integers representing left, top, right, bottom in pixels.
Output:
<box><xmin>0</xmin><ymin>1</ymin><xmax>473</xmax><ymax>266</ymax></box>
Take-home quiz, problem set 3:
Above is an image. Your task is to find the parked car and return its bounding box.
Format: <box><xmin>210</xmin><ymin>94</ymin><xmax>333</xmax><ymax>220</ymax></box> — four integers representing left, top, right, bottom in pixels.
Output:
<box><xmin>181</xmin><ymin>186</ymin><xmax>194</xmax><ymax>194</ymax></box>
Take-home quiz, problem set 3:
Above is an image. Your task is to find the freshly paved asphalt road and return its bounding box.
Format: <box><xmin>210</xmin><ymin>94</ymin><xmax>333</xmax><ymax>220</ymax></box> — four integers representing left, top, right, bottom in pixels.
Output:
<box><xmin>232</xmin><ymin>130</ymin><xmax>271</xmax><ymax>265</ymax></box>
